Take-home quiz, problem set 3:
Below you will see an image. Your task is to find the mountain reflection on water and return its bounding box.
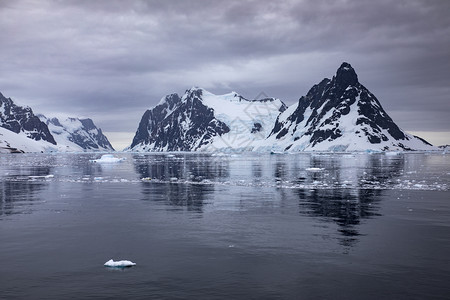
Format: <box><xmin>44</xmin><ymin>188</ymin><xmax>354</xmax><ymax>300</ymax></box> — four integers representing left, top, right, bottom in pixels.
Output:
<box><xmin>133</xmin><ymin>153</ymin><xmax>408</xmax><ymax>245</ymax></box>
<box><xmin>0</xmin><ymin>152</ymin><xmax>446</xmax><ymax>249</ymax></box>
<box><xmin>0</xmin><ymin>163</ymin><xmax>53</xmax><ymax>217</ymax></box>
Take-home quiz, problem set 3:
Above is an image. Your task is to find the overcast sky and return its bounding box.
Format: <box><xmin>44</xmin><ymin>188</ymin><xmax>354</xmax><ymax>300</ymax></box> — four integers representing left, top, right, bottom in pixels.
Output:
<box><xmin>1</xmin><ymin>0</ymin><xmax>449</xmax><ymax>149</ymax></box>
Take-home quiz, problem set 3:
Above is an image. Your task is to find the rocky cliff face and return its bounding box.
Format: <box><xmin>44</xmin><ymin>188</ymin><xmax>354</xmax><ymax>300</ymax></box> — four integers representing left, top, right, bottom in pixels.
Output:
<box><xmin>0</xmin><ymin>92</ymin><xmax>56</xmax><ymax>145</ymax></box>
<box><xmin>130</xmin><ymin>91</ymin><xmax>230</xmax><ymax>151</ymax></box>
<box><xmin>261</xmin><ymin>62</ymin><xmax>434</xmax><ymax>152</ymax></box>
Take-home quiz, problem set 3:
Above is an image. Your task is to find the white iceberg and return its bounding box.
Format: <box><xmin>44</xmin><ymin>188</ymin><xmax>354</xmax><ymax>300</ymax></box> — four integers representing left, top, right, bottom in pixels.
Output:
<box><xmin>385</xmin><ymin>151</ymin><xmax>401</xmax><ymax>156</ymax></box>
<box><xmin>306</xmin><ymin>167</ymin><xmax>324</xmax><ymax>171</ymax></box>
<box><xmin>28</xmin><ymin>174</ymin><xmax>55</xmax><ymax>179</ymax></box>
<box><xmin>104</xmin><ymin>259</ymin><xmax>136</xmax><ymax>268</ymax></box>
<box><xmin>91</xmin><ymin>154</ymin><xmax>126</xmax><ymax>163</ymax></box>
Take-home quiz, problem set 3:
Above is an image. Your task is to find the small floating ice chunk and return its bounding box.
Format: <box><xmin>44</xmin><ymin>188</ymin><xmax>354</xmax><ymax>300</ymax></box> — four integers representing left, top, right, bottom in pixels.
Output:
<box><xmin>104</xmin><ymin>259</ymin><xmax>136</xmax><ymax>268</ymax></box>
<box><xmin>306</xmin><ymin>167</ymin><xmax>324</xmax><ymax>171</ymax></box>
<box><xmin>211</xmin><ymin>153</ymin><xmax>226</xmax><ymax>157</ymax></box>
<box><xmin>29</xmin><ymin>174</ymin><xmax>54</xmax><ymax>179</ymax></box>
<box><xmin>91</xmin><ymin>154</ymin><xmax>126</xmax><ymax>163</ymax></box>
<box><xmin>385</xmin><ymin>151</ymin><xmax>401</xmax><ymax>156</ymax></box>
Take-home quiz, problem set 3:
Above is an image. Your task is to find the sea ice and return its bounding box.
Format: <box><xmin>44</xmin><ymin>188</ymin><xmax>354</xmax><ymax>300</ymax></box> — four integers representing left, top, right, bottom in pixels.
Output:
<box><xmin>306</xmin><ymin>167</ymin><xmax>324</xmax><ymax>171</ymax></box>
<box><xmin>385</xmin><ymin>151</ymin><xmax>401</xmax><ymax>156</ymax></box>
<box><xmin>28</xmin><ymin>174</ymin><xmax>54</xmax><ymax>179</ymax></box>
<box><xmin>104</xmin><ymin>259</ymin><xmax>136</xmax><ymax>268</ymax></box>
<box><xmin>91</xmin><ymin>154</ymin><xmax>126</xmax><ymax>163</ymax></box>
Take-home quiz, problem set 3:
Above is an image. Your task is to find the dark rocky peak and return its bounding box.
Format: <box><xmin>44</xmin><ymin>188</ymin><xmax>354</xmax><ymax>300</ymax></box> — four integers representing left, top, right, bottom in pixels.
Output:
<box><xmin>130</xmin><ymin>92</ymin><xmax>183</xmax><ymax>149</ymax></box>
<box><xmin>0</xmin><ymin>92</ymin><xmax>12</xmax><ymax>107</ymax></box>
<box><xmin>130</xmin><ymin>87</ymin><xmax>230</xmax><ymax>151</ymax></box>
<box><xmin>0</xmin><ymin>92</ymin><xmax>56</xmax><ymax>145</ymax></box>
<box><xmin>184</xmin><ymin>87</ymin><xmax>204</xmax><ymax>101</ymax></box>
<box><xmin>49</xmin><ymin>117</ymin><xmax>62</xmax><ymax>127</ymax></box>
<box><xmin>268</xmin><ymin>62</ymin><xmax>433</xmax><ymax>150</ymax></box>
<box><xmin>164</xmin><ymin>93</ymin><xmax>182</xmax><ymax>109</ymax></box>
<box><xmin>307</xmin><ymin>78</ymin><xmax>331</xmax><ymax>97</ymax></box>
<box><xmin>79</xmin><ymin>118</ymin><xmax>96</xmax><ymax>130</ymax></box>
<box><xmin>335</xmin><ymin>62</ymin><xmax>359</xmax><ymax>88</ymax></box>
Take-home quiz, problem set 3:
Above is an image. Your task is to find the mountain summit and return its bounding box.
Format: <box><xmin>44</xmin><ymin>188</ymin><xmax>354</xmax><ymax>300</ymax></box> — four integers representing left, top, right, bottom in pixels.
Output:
<box><xmin>261</xmin><ymin>62</ymin><xmax>433</xmax><ymax>151</ymax></box>
<box><xmin>335</xmin><ymin>62</ymin><xmax>358</xmax><ymax>87</ymax></box>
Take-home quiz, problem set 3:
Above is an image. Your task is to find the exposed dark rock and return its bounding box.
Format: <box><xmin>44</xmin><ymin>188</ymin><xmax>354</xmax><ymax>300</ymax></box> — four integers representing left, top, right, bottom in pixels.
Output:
<box><xmin>0</xmin><ymin>92</ymin><xmax>56</xmax><ymax>145</ymax></box>
<box><xmin>269</xmin><ymin>62</ymin><xmax>431</xmax><ymax>150</ymax></box>
<box><xmin>130</xmin><ymin>89</ymin><xmax>230</xmax><ymax>151</ymax></box>
<box><xmin>251</xmin><ymin>122</ymin><xmax>262</xmax><ymax>133</ymax></box>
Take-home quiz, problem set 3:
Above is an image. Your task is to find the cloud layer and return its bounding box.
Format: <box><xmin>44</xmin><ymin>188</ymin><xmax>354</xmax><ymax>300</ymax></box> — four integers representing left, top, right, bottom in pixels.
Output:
<box><xmin>1</xmin><ymin>0</ymin><xmax>449</xmax><ymax>147</ymax></box>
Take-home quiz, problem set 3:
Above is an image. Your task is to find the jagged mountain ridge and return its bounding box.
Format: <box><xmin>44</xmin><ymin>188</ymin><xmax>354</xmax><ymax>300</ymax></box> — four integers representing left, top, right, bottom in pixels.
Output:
<box><xmin>258</xmin><ymin>62</ymin><xmax>434</xmax><ymax>152</ymax></box>
<box><xmin>129</xmin><ymin>88</ymin><xmax>287</xmax><ymax>151</ymax></box>
<box><xmin>0</xmin><ymin>91</ymin><xmax>114</xmax><ymax>152</ymax></box>
<box><xmin>0</xmin><ymin>92</ymin><xmax>56</xmax><ymax>145</ymax></box>
<box><xmin>39</xmin><ymin>115</ymin><xmax>114</xmax><ymax>151</ymax></box>
<box><xmin>130</xmin><ymin>91</ymin><xmax>230</xmax><ymax>151</ymax></box>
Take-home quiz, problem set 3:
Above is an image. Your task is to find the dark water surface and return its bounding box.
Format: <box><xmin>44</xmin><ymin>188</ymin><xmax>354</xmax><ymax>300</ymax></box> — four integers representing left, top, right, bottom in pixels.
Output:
<box><xmin>0</xmin><ymin>152</ymin><xmax>449</xmax><ymax>299</ymax></box>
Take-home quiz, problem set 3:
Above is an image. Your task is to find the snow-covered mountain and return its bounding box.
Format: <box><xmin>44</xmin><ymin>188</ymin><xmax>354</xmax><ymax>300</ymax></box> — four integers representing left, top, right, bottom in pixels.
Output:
<box><xmin>0</xmin><ymin>91</ymin><xmax>114</xmax><ymax>153</ymax></box>
<box><xmin>129</xmin><ymin>88</ymin><xmax>286</xmax><ymax>151</ymax></box>
<box><xmin>257</xmin><ymin>62</ymin><xmax>435</xmax><ymax>152</ymax></box>
<box><xmin>0</xmin><ymin>92</ymin><xmax>56</xmax><ymax>145</ymax></box>
<box><xmin>129</xmin><ymin>64</ymin><xmax>434</xmax><ymax>153</ymax></box>
<box><xmin>39</xmin><ymin>115</ymin><xmax>114</xmax><ymax>151</ymax></box>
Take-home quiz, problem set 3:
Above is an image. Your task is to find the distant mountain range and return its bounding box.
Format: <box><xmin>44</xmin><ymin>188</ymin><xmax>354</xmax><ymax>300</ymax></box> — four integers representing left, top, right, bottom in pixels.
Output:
<box><xmin>128</xmin><ymin>63</ymin><xmax>435</xmax><ymax>152</ymax></box>
<box><xmin>0</xmin><ymin>63</ymin><xmax>439</xmax><ymax>153</ymax></box>
<box><xmin>0</xmin><ymin>92</ymin><xmax>114</xmax><ymax>153</ymax></box>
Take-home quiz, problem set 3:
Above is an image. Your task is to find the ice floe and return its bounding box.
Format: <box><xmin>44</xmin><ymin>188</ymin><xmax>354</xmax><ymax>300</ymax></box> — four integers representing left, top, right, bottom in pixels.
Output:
<box><xmin>104</xmin><ymin>259</ymin><xmax>136</xmax><ymax>268</ymax></box>
<box><xmin>28</xmin><ymin>174</ymin><xmax>54</xmax><ymax>179</ymax></box>
<box><xmin>90</xmin><ymin>154</ymin><xmax>126</xmax><ymax>163</ymax></box>
<box><xmin>306</xmin><ymin>167</ymin><xmax>324</xmax><ymax>171</ymax></box>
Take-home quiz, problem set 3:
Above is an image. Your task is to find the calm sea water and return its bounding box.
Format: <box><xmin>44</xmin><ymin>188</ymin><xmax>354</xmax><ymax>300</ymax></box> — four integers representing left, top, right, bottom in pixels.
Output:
<box><xmin>0</xmin><ymin>152</ymin><xmax>449</xmax><ymax>299</ymax></box>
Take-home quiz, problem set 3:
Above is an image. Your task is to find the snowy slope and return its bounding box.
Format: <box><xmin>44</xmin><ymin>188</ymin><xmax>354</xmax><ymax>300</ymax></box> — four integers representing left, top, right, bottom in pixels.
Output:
<box><xmin>0</xmin><ymin>127</ymin><xmax>56</xmax><ymax>153</ymax></box>
<box><xmin>199</xmin><ymin>89</ymin><xmax>286</xmax><ymax>151</ymax></box>
<box><xmin>255</xmin><ymin>63</ymin><xmax>436</xmax><ymax>152</ymax></box>
<box><xmin>128</xmin><ymin>87</ymin><xmax>286</xmax><ymax>151</ymax></box>
<box><xmin>39</xmin><ymin>115</ymin><xmax>114</xmax><ymax>151</ymax></box>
